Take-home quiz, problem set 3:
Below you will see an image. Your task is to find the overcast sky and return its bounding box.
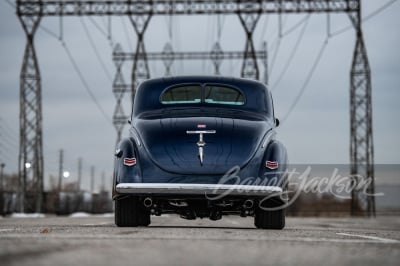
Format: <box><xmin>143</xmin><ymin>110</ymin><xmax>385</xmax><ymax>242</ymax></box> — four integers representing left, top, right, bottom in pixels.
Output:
<box><xmin>0</xmin><ymin>0</ymin><xmax>399</xmax><ymax>191</ymax></box>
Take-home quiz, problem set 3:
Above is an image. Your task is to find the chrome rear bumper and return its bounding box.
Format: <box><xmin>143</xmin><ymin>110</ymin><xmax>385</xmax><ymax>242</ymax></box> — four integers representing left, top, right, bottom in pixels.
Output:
<box><xmin>116</xmin><ymin>183</ymin><xmax>282</xmax><ymax>196</ymax></box>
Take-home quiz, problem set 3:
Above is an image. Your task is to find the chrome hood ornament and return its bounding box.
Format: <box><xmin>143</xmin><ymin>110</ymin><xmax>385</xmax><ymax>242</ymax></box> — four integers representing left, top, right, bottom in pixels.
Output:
<box><xmin>186</xmin><ymin>130</ymin><xmax>216</xmax><ymax>165</ymax></box>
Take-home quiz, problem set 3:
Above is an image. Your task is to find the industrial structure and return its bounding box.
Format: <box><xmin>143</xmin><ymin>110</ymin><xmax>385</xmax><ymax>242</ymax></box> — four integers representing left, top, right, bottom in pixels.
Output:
<box><xmin>15</xmin><ymin>0</ymin><xmax>374</xmax><ymax>216</ymax></box>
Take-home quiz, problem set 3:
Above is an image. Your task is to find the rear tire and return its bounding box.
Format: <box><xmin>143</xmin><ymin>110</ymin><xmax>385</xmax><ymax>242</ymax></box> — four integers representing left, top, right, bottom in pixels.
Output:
<box><xmin>115</xmin><ymin>197</ymin><xmax>151</xmax><ymax>227</ymax></box>
<box><xmin>254</xmin><ymin>199</ymin><xmax>285</xmax><ymax>230</ymax></box>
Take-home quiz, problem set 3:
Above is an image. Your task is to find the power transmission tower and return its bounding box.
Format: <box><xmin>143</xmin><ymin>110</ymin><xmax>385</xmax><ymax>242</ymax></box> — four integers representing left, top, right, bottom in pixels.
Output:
<box><xmin>210</xmin><ymin>42</ymin><xmax>224</xmax><ymax>75</ymax></box>
<box><xmin>238</xmin><ymin>10</ymin><xmax>262</xmax><ymax>79</ymax></box>
<box><xmin>16</xmin><ymin>0</ymin><xmax>375</xmax><ymax>216</ymax></box>
<box><xmin>112</xmin><ymin>44</ymin><xmax>129</xmax><ymax>144</ymax></box>
<box><xmin>101</xmin><ymin>171</ymin><xmax>105</xmax><ymax>192</ymax></box>
<box><xmin>0</xmin><ymin>163</ymin><xmax>5</xmax><ymax>192</ymax></box>
<box><xmin>349</xmin><ymin>3</ymin><xmax>375</xmax><ymax>216</ymax></box>
<box><xmin>162</xmin><ymin>43</ymin><xmax>174</xmax><ymax>76</ymax></box>
<box><xmin>262</xmin><ymin>42</ymin><xmax>268</xmax><ymax>84</ymax></box>
<box><xmin>77</xmin><ymin>157</ymin><xmax>82</xmax><ymax>191</ymax></box>
<box><xmin>129</xmin><ymin>13</ymin><xmax>152</xmax><ymax>100</ymax></box>
<box><xmin>90</xmin><ymin>166</ymin><xmax>95</xmax><ymax>194</ymax></box>
<box><xmin>58</xmin><ymin>149</ymin><xmax>63</xmax><ymax>192</ymax></box>
<box><xmin>90</xmin><ymin>165</ymin><xmax>95</xmax><ymax>213</ymax></box>
<box><xmin>17</xmin><ymin>0</ymin><xmax>44</xmax><ymax>213</ymax></box>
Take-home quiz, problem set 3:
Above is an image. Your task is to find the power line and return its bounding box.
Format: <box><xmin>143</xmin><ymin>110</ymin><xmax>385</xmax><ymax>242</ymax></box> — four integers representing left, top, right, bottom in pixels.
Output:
<box><xmin>332</xmin><ymin>0</ymin><xmax>398</xmax><ymax>37</ymax></box>
<box><xmin>0</xmin><ymin>145</ymin><xmax>13</xmax><ymax>162</ymax></box>
<box><xmin>88</xmin><ymin>17</ymin><xmax>109</xmax><ymax>40</ymax></box>
<box><xmin>85</xmin><ymin>16</ymin><xmax>115</xmax><ymax>48</ymax></box>
<box><xmin>174</xmin><ymin>16</ymin><xmax>183</xmax><ymax>73</ymax></box>
<box><xmin>0</xmin><ymin>118</ymin><xmax>18</xmax><ymax>144</ymax></box>
<box><xmin>363</xmin><ymin>0</ymin><xmax>398</xmax><ymax>21</ymax></box>
<box><xmin>3</xmin><ymin>0</ymin><xmax>61</xmax><ymax>40</ymax></box>
<box><xmin>0</xmin><ymin>121</ymin><xmax>18</xmax><ymax>170</ymax></box>
<box><xmin>61</xmin><ymin>40</ymin><xmax>112</xmax><ymax>124</ymax></box>
<box><xmin>100</xmin><ymin>16</ymin><xmax>109</xmax><ymax>33</ymax></box>
<box><xmin>13</xmin><ymin>16</ymin><xmax>113</xmax><ymax>125</ymax></box>
<box><xmin>258</xmin><ymin>15</ymin><xmax>270</xmax><ymax>48</ymax></box>
<box><xmin>120</xmin><ymin>16</ymin><xmax>134</xmax><ymax>52</ymax></box>
<box><xmin>269</xmin><ymin>39</ymin><xmax>280</xmax><ymax>76</ymax></box>
<box><xmin>80</xmin><ymin>17</ymin><xmax>113</xmax><ymax>82</ymax></box>
<box><xmin>281</xmin><ymin>38</ymin><xmax>329</xmax><ymax>123</ymax></box>
<box><xmin>277</xmin><ymin>0</ymin><xmax>397</xmax><ymax>122</ymax></box>
<box><xmin>0</xmin><ymin>131</ymin><xmax>16</xmax><ymax>149</ymax></box>
<box><xmin>0</xmin><ymin>128</ymin><xmax>18</xmax><ymax>146</ymax></box>
<box><xmin>271</xmin><ymin>15</ymin><xmax>311</xmax><ymax>90</ymax></box>
<box><xmin>217</xmin><ymin>14</ymin><xmax>226</xmax><ymax>40</ymax></box>
<box><xmin>0</xmin><ymin>140</ymin><xmax>14</xmax><ymax>152</ymax></box>
<box><xmin>282</xmin><ymin>14</ymin><xmax>310</xmax><ymax>37</ymax></box>
<box><xmin>4</xmin><ymin>0</ymin><xmax>15</xmax><ymax>8</ymax></box>
<box><xmin>269</xmin><ymin>15</ymin><xmax>290</xmax><ymax>76</ymax></box>
<box><xmin>6</xmin><ymin>4</ymin><xmax>114</xmax><ymax>125</ymax></box>
<box><xmin>202</xmin><ymin>16</ymin><xmax>212</xmax><ymax>73</ymax></box>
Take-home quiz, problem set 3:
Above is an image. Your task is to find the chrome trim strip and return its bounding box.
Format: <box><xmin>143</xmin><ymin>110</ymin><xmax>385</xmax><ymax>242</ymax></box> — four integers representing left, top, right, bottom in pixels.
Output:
<box><xmin>262</xmin><ymin>130</ymin><xmax>276</xmax><ymax>148</ymax></box>
<box><xmin>129</xmin><ymin>127</ymin><xmax>142</xmax><ymax>146</ymax></box>
<box><xmin>116</xmin><ymin>183</ymin><xmax>282</xmax><ymax>196</ymax></box>
<box><xmin>186</xmin><ymin>130</ymin><xmax>216</xmax><ymax>134</ymax></box>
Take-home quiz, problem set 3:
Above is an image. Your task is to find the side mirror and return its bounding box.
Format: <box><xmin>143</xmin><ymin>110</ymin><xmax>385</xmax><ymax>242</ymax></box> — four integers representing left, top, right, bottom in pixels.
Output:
<box><xmin>128</xmin><ymin>119</ymin><xmax>131</xmax><ymax>125</ymax></box>
<box><xmin>275</xmin><ymin>118</ymin><xmax>280</xmax><ymax>127</ymax></box>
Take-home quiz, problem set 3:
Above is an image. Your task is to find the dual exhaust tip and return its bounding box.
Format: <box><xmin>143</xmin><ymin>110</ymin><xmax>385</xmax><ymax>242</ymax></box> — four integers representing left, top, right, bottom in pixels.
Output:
<box><xmin>243</xmin><ymin>199</ymin><xmax>254</xmax><ymax>209</ymax></box>
<box><xmin>143</xmin><ymin>197</ymin><xmax>153</xmax><ymax>208</ymax></box>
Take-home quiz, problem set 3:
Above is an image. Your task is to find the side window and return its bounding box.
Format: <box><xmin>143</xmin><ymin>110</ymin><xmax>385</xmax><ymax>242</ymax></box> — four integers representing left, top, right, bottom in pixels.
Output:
<box><xmin>161</xmin><ymin>85</ymin><xmax>202</xmax><ymax>104</ymax></box>
<box><xmin>204</xmin><ymin>85</ymin><xmax>245</xmax><ymax>105</ymax></box>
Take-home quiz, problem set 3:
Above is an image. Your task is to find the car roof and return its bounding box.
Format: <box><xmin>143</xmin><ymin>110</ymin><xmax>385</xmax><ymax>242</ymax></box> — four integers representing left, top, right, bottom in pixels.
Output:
<box><xmin>139</xmin><ymin>75</ymin><xmax>267</xmax><ymax>89</ymax></box>
<box><xmin>133</xmin><ymin>75</ymin><xmax>272</xmax><ymax>117</ymax></box>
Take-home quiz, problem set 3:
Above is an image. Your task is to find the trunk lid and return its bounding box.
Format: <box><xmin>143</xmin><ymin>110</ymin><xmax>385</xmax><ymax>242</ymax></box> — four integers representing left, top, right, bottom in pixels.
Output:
<box><xmin>136</xmin><ymin>116</ymin><xmax>270</xmax><ymax>175</ymax></box>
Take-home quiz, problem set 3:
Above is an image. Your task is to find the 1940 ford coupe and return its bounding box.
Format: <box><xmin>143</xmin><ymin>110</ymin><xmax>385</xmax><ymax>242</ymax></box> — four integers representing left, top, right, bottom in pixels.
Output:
<box><xmin>113</xmin><ymin>76</ymin><xmax>288</xmax><ymax>229</ymax></box>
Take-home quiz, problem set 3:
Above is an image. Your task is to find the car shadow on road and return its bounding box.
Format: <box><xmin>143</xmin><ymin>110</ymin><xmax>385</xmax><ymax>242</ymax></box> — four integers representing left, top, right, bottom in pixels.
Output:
<box><xmin>146</xmin><ymin>225</ymin><xmax>257</xmax><ymax>230</ymax></box>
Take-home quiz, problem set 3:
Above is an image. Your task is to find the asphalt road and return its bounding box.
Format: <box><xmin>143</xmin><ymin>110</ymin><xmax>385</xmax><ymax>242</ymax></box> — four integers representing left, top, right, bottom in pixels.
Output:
<box><xmin>0</xmin><ymin>215</ymin><xmax>399</xmax><ymax>266</ymax></box>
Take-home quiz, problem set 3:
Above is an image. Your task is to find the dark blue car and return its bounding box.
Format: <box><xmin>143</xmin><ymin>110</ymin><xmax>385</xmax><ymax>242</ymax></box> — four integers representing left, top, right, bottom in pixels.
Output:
<box><xmin>113</xmin><ymin>76</ymin><xmax>288</xmax><ymax>229</ymax></box>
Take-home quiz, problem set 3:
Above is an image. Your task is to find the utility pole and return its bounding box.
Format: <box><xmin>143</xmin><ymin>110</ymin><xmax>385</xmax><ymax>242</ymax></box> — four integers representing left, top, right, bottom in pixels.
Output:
<box><xmin>0</xmin><ymin>163</ymin><xmax>4</xmax><ymax>215</ymax></box>
<box><xmin>90</xmin><ymin>165</ymin><xmax>95</xmax><ymax>213</ymax></box>
<box><xmin>58</xmin><ymin>150</ymin><xmax>63</xmax><ymax>191</ymax></box>
<box><xmin>77</xmin><ymin>157</ymin><xmax>82</xmax><ymax>191</ymax></box>
<box><xmin>0</xmin><ymin>163</ymin><xmax>5</xmax><ymax>192</ymax></box>
<box><xmin>101</xmin><ymin>171</ymin><xmax>105</xmax><ymax>192</ymax></box>
<box><xmin>90</xmin><ymin>166</ymin><xmax>95</xmax><ymax>194</ymax></box>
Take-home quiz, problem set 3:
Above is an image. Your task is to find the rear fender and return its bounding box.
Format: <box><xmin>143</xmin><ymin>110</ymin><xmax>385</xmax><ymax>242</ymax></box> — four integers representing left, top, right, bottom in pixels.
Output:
<box><xmin>114</xmin><ymin>138</ymin><xmax>142</xmax><ymax>186</ymax></box>
<box><xmin>258</xmin><ymin>140</ymin><xmax>288</xmax><ymax>188</ymax></box>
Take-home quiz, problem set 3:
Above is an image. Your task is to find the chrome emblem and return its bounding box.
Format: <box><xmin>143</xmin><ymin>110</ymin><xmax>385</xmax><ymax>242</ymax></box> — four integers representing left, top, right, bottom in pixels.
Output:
<box><xmin>186</xmin><ymin>130</ymin><xmax>216</xmax><ymax>165</ymax></box>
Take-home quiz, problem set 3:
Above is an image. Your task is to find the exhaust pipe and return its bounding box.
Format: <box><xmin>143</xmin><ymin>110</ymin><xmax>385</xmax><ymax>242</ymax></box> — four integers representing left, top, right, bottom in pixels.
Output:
<box><xmin>143</xmin><ymin>197</ymin><xmax>153</xmax><ymax>208</ymax></box>
<box><xmin>243</xmin><ymin>199</ymin><xmax>254</xmax><ymax>209</ymax></box>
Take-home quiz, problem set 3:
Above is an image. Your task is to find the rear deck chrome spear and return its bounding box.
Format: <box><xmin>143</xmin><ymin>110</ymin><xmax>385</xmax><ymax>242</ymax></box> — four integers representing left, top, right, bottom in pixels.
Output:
<box><xmin>186</xmin><ymin>130</ymin><xmax>216</xmax><ymax>166</ymax></box>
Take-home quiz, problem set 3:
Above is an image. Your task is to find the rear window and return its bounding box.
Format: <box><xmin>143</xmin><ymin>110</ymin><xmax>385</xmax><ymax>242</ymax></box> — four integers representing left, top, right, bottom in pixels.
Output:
<box><xmin>160</xmin><ymin>84</ymin><xmax>245</xmax><ymax>106</ymax></box>
<box><xmin>205</xmin><ymin>85</ymin><xmax>245</xmax><ymax>105</ymax></box>
<box><xmin>160</xmin><ymin>85</ymin><xmax>202</xmax><ymax>104</ymax></box>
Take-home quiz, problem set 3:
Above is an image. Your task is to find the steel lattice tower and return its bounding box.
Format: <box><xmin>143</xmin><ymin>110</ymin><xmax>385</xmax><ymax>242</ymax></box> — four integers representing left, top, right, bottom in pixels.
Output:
<box><xmin>112</xmin><ymin>44</ymin><xmax>129</xmax><ymax>144</ymax></box>
<box><xmin>349</xmin><ymin>4</ymin><xmax>375</xmax><ymax>216</ymax></box>
<box><xmin>129</xmin><ymin>14</ymin><xmax>152</xmax><ymax>101</ymax></box>
<box><xmin>17</xmin><ymin>0</ymin><xmax>44</xmax><ymax>213</ymax></box>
